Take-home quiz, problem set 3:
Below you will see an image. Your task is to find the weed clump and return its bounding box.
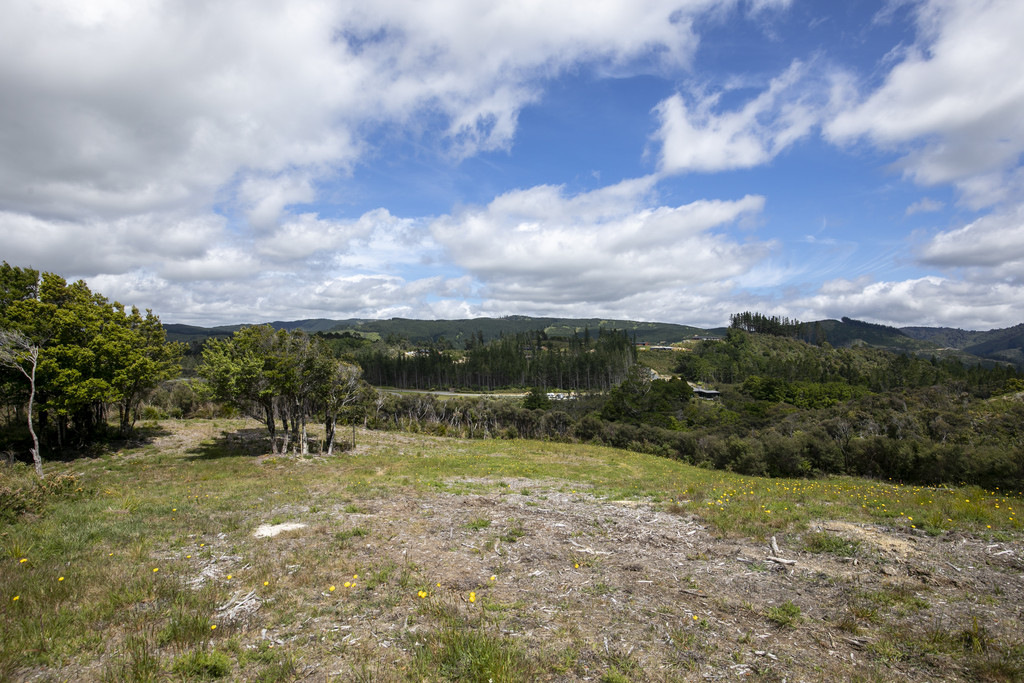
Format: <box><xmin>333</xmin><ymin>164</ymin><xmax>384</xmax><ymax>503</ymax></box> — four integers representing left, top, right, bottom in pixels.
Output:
<box><xmin>766</xmin><ymin>601</ymin><xmax>802</xmax><ymax>627</ymax></box>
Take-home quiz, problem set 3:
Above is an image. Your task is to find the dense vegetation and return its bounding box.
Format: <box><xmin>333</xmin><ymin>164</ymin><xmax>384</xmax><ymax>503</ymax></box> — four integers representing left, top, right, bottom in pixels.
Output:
<box><xmin>346</xmin><ymin>327</ymin><xmax>1024</xmax><ymax>489</ymax></box>
<box><xmin>354</xmin><ymin>328</ymin><xmax>637</xmax><ymax>391</ymax></box>
<box><xmin>0</xmin><ymin>263</ymin><xmax>182</xmax><ymax>475</ymax></box>
<box><xmin>167</xmin><ymin>315</ymin><xmax>707</xmax><ymax>347</ymax></box>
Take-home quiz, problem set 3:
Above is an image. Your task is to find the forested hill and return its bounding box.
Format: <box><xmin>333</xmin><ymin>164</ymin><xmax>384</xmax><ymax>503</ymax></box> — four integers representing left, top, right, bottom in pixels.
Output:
<box><xmin>901</xmin><ymin>323</ymin><xmax>1024</xmax><ymax>368</ymax></box>
<box><xmin>166</xmin><ymin>316</ymin><xmax>709</xmax><ymax>346</ymax></box>
<box><xmin>164</xmin><ymin>315</ymin><xmax>1024</xmax><ymax>368</ymax></box>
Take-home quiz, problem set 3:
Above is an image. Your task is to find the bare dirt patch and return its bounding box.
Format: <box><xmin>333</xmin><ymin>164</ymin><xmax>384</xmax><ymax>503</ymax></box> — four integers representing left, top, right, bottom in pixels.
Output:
<box><xmin>247</xmin><ymin>478</ymin><xmax>1024</xmax><ymax>681</ymax></box>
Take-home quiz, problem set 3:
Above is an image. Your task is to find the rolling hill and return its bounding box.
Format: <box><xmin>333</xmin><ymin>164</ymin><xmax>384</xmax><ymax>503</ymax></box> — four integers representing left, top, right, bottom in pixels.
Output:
<box><xmin>164</xmin><ymin>315</ymin><xmax>1024</xmax><ymax>368</ymax></box>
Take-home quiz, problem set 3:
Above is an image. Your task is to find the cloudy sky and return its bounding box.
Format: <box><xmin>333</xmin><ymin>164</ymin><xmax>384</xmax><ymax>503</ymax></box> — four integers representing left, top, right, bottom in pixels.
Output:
<box><xmin>2</xmin><ymin>0</ymin><xmax>1023</xmax><ymax>330</ymax></box>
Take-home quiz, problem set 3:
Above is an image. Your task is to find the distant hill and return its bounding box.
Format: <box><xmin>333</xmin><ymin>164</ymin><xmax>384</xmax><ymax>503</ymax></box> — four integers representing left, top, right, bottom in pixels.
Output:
<box><xmin>806</xmin><ymin>317</ymin><xmax>926</xmax><ymax>350</ymax></box>
<box><xmin>165</xmin><ymin>315</ymin><xmax>1024</xmax><ymax>368</ymax></box>
<box><xmin>166</xmin><ymin>316</ymin><xmax>709</xmax><ymax>347</ymax></box>
<box><xmin>902</xmin><ymin>322</ymin><xmax>1024</xmax><ymax>368</ymax></box>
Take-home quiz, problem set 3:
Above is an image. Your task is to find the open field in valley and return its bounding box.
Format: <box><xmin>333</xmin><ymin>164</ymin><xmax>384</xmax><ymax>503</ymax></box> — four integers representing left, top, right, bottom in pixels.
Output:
<box><xmin>2</xmin><ymin>419</ymin><xmax>1023</xmax><ymax>681</ymax></box>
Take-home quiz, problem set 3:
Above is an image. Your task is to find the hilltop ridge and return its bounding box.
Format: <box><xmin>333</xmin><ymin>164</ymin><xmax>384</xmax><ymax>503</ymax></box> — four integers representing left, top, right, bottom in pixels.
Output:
<box><xmin>165</xmin><ymin>315</ymin><xmax>1024</xmax><ymax>368</ymax></box>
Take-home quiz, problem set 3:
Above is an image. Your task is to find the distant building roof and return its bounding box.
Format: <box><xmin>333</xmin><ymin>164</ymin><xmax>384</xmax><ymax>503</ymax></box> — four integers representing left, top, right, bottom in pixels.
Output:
<box><xmin>689</xmin><ymin>385</ymin><xmax>721</xmax><ymax>399</ymax></box>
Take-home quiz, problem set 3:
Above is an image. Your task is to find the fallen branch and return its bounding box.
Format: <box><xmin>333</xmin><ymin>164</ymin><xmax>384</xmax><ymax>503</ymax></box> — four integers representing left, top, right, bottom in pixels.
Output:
<box><xmin>766</xmin><ymin>556</ymin><xmax>797</xmax><ymax>566</ymax></box>
<box><xmin>569</xmin><ymin>539</ymin><xmax>612</xmax><ymax>555</ymax></box>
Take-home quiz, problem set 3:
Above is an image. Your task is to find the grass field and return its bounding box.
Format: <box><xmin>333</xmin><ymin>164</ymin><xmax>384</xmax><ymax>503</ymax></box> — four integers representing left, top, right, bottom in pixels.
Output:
<box><xmin>2</xmin><ymin>419</ymin><xmax>1022</xmax><ymax>681</ymax></box>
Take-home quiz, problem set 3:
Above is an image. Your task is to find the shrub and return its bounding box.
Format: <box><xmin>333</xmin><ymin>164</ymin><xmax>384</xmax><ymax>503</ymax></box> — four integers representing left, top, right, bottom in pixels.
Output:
<box><xmin>0</xmin><ymin>468</ymin><xmax>82</xmax><ymax>523</ymax></box>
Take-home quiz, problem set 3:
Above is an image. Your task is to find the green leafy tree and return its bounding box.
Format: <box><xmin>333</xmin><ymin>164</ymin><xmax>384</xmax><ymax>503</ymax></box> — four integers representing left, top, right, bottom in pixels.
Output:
<box><xmin>101</xmin><ymin>303</ymin><xmax>184</xmax><ymax>435</ymax></box>
<box><xmin>601</xmin><ymin>365</ymin><xmax>691</xmax><ymax>428</ymax></box>
<box><xmin>320</xmin><ymin>362</ymin><xmax>371</xmax><ymax>454</ymax></box>
<box><xmin>1</xmin><ymin>264</ymin><xmax>181</xmax><ymax>454</ymax></box>
<box><xmin>199</xmin><ymin>326</ymin><xmax>368</xmax><ymax>454</ymax></box>
<box><xmin>522</xmin><ymin>386</ymin><xmax>551</xmax><ymax>410</ymax></box>
<box><xmin>200</xmin><ymin>325</ymin><xmax>281</xmax><ymax>448</ymax></box>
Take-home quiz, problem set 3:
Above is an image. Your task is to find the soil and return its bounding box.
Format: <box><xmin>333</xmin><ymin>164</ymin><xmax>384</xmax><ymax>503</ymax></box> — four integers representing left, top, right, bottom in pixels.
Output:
<box><xmin>257</xmin><ymin>469</ymin><xmax>1024</xmax><ymax>681</ymax></box>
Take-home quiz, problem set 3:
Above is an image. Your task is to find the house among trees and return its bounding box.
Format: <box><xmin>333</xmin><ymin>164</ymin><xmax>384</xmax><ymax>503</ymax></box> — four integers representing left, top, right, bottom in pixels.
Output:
<box><xmin>690</xmin><ymin>385</ymin><xmax>721</xmax><ymax>399</ymax></box>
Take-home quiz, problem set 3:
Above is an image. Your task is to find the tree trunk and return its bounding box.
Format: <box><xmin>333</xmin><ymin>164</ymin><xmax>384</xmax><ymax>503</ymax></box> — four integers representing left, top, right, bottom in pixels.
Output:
<box><xmin>27</xmin><ymin>361</ymin><xmax>42</xmax><ymax>478</ymax></box>
<box><xmin>325</xmin><ymin>414</ymin><xmax>335</xmax><ymax>456</ymax></box>
<box><xmin>300</xmin><ymin>415</ymin><xmax>308</xmax><ymax>455</ymax></box>
<box><xmin>263</xmin><ymin>404</ymin><xmax>279</xmax><ymax>454</ymax></box>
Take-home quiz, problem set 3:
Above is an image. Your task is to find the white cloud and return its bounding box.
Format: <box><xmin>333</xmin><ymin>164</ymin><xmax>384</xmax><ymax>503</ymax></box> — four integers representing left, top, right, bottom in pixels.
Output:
<box><xmin>253</xmin><ymin>210</ymin><xmax>390</xmax><ymax>262</ymax></box>
<box><xmin>792</xmin><ymin>275</ymin><xmax>1024</xmax><ymax>330</ymax></box>
<box><xmin>0</xmin><ymin>210</ymin><xmax>226</xmax><ymax>276</ymax></box>
<box><xmin>825</xmin><ymin>0</ymin><xmax>1024</xmax><ymax>207</ymax></box>
<box><xmin>239</xmin><ymin>174</ymin><xmax>318</xmax><ymax>232</ymax></box>
<box><xmin>653</xmin><ymin>59</ymin><xmax>827</xmax><ymax>173</ymax></box>
<box><xmin>918</xmin><ymin>204</ymin><xmax>1024</xmax><ymax>275</ymax></box>
<box><xmin>0</xmin><ymin>0</ymin><xmax>756</xmax><ymax>224</ymax></box>
<box><xmin>431</xmin><ymin>177</ymin><xmax>772</xmax><ymax>308</ymax></box>
<box><xmin>905</xmin><ymin>198</ymin><xmax>944</xmax><ymax>215</ymax></box>
<box><xmin>158</xmin><ymin>247</ymin><xmax>263</xmax><ymax>282</ymax></box>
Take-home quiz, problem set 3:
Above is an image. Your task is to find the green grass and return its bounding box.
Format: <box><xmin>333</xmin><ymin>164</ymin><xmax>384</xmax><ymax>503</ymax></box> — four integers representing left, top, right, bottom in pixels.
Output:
<box><xmin>409</xmin><ymin>623</ymin><xmax>535</xmax><ymax>682</ymax></box>
<box><xmin>1</xmin><ymin>417</ymin><xmax>1022</xmax><ymax>681</ymax></box>
<box><xmin>766</xmin><ymin>600</ymin><xmax>802</xmax><ymax>627</ymax></box>
<box><xmin>804</xmin><ymin>531</ymin><xmax>862</xmax><ymax>556</ymax></box>
<box><xmin>172</xmin><ymin>648</ymin><xmax>232</xmax><ymax>679</ymax></box>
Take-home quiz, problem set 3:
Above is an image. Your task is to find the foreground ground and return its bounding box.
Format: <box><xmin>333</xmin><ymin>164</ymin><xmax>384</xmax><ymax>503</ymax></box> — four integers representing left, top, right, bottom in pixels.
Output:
<box><xmin>2</xmin><ymin>419</ymin><xmax>1023</xmax><ymax>681</ymax></box>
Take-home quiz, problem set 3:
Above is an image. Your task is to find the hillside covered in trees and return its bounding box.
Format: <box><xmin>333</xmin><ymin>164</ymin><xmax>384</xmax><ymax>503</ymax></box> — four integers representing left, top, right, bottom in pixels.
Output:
<box><xmin>344</xmin><ymin>324</ymin><xmax>1024</xmax><ymax>489</ymax></box>
<box><xmin>167</xmin><ymin>313</ymin><xmax>1024</xmax><ymax>370</ymax></box>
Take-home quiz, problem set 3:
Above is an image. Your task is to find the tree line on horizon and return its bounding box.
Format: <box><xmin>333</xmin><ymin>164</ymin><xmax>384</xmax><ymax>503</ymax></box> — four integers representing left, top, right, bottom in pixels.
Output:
<box><xmin>350</xmin><ymin>328</ymin><xmax>638</xmax><ymax>392</ymax></box>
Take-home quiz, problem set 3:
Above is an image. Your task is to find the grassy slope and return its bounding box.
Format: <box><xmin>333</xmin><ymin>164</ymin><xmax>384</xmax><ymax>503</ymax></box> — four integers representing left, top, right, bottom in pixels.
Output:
<box><xmin>2</xmin><ymin>421</ymin><xmax>1022</xmax><ymax>681</ymax></box>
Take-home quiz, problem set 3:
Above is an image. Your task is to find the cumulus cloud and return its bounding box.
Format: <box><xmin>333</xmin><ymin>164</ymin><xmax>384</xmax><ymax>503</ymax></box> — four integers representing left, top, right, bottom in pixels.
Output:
<box><xmin>0</xmin><ymin>210</ymin><xmax>226</xmax><ymax>276</ymax></box>
<box><xmin>792</xmin><ymin>275</ymin><xmax>1024</xmax><ymax>330</ymax></box>
<box><xmin>253</xmin><ymin>210</ymin><xmax>389</xmax><ymax>262</ymax></box>
<box><xmin>825</xmin><ymin>0</ymin><xmax>1024</xmax><ymax>207</ymax></box>
<box><xmin>0</xmin><ymin>0</ymin><xmax>745</xmax><ymax>224</ymax></box>
<box><xmin>653</xmin><ymin>59</ymin><xmax>827</xmax><ymax>174</ymax></box>
<box><xmin>0</xmin><ymin>0</ymin><xmax>802</xmax><ymax>326</ymax></box>
<box><xmin>431</xmin><ymin>177</ymin><xmax>772</xmax><ymax>309</ymax></box>
<box><xmin>918</xmin><ymin>204</ymin><xmax>1024</xmax><ymax>277</ymax></box>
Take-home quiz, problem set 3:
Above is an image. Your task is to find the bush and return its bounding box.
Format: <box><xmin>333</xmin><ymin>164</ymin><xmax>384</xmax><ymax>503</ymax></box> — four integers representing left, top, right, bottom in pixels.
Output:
<box><xmin>0</xmin><ymin>468</ymin><xmax>82</xmax><ymax>523</ymax></box>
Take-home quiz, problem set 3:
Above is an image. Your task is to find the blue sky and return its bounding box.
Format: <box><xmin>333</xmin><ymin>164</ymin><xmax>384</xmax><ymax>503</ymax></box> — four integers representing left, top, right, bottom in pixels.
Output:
<box><xmin>2</xmin><ymin>0</ymin><xmax>1023</xmax><ymax>330</ymax></box>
